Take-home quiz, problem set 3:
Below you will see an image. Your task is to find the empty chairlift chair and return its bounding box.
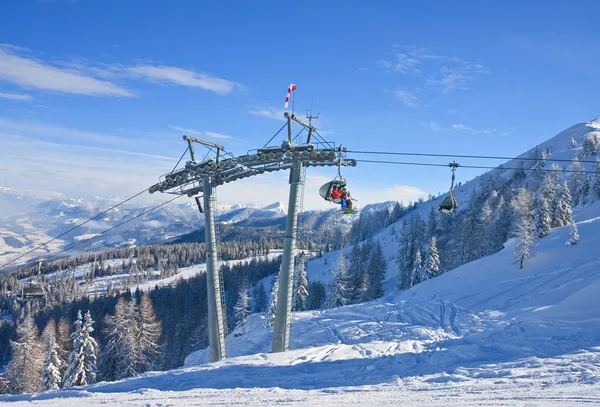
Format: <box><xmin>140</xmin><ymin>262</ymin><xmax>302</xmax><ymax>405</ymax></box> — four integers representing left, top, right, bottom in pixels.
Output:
<box><xmin>17</xmin><ymin>260</ymin><xmax>46</xmax><ymax>302</ymax></box>
<box><xmin>438</xmin><ymin>161</ymin><xmax>460</xmax><ymax>214</ymax></box>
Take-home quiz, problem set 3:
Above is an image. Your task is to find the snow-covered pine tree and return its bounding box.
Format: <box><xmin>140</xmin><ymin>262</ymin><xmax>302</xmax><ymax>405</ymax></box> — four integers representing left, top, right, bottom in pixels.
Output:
<box><xmin>356</xmin><ymin>271</ymin><xmax>371</xmax><ymax>302</ymax></box>
<box><xmin>514</xmin><ymin>211</ymin><xmax>534</xmax><ymax>269</ymax></box>
<box><xmin>326</xmin><ymin>254</ymin><xmax>353</xmax><ymax>308</ymax></box>
<box><xmin>427</xmin><ymin>206</ymin><xmax>437</xmax><ymax>238</ymax></box>
<box><xmin>569</xmin><ymin>157</ymin><xmax>584</xmax><ymax>206</ymax></box>
<box><xmin>265</xmin><ymin>275</ymin><xmax>279</xmax><ymax>327</ymax></box>
<box><xmin>566</xmin><ymin>222</ymin><xmax>580</xmax><ymax>246</ymax></box>
<box><xmin>366</xmin><ymin>242</ymin><xmax>386</xmax><ymax>300</ymax></box>
<box><xmin>580</xmin><ymin>175</ymin><xmax>591</xmax><ymax>206</ymax></box>
<box><xmin>42</xmin><ymin>340</ymin><xmax>63</xmax><ymax>391</ymax></box>
<box><xmin>570</xmin><ymin>136</ymin><xmax>577</xmax><ymax>148</ymax></box>
<box><xmin>593</xmin><ymin>159</ymin><xmax>600</xmax><ymax>201</ymax></box>
<box><xmin>137</xmin><ymin>293</ymin><xmax>162</xmax><ymax>372</ymax></box>
<box><xmin>582</xmin><ymin>132</ymin><xmax>600</xmax><ymax>156</ymax></box>
<box><xmin>293</xmin><ymin>253</ymin><xmax>309</xmax><ymax>311</ymax></box>
<box><xmin>553</xmin><ymin>181</ymin><xmax>573</xmax><ymax>227</ymax></box>
<box><xmin>56</xmin><ymin>317</ymin><xmax>71</xmax><ymax>365</ymax></box>
<box><xmin>118</xmin><ymin>301</ymin><xmax>142</xmax><ymax>379</ymax></box>
<box><xmin>533</xmin><ymin>193</ymin><xmax>551</xmax><ymax>238</ymax></box>
<box><xmin>234</xmin><ymin>277</ymin><xmax>251</xmax><ymax>328</ymax></box>
<box><xmin>99</xmin><ymin>298</ymin><xmax>138</xmax><ymax>381</ymax></box>
<box><xmin>423</xmin><ymin>236</ymin><xmax>440</xmax><ymax>279</ymax></box>
<box><xmin>6</xmin><ymin>313</ymin><xmax>43</xmax><ymax>394</ymax></box>
<box><xmin>62</xmin><ymin>310</ymin><xmax>98</xmax><ymax>388</ymax></box>
<box><xmin>41</xmin><ymin>319</ymin><xmax>57</xmax><ymax>353</ymax></box>
<box><xmin>411</xmin><ymin>249</ymin><xmax>423</xmax><ymax>287</ymax></box>
<box><xmin>253</xmin><ymin>282</ymin><xmax>267</xmax><ymax>313</ymax></box>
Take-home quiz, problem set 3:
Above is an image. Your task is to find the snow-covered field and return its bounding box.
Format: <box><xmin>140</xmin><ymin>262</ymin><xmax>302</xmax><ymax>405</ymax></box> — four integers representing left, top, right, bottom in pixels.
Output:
<box><xmin>4</xmin><ymin>207</ymin><xmax>600</xmax><ymax>405</ymax></box>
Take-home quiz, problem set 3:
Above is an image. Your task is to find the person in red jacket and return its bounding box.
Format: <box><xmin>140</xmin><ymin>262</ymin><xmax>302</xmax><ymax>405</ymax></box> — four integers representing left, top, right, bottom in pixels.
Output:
<box><xmin>331</xmin><ymin>185</ymin><xmax>342</xmax><ymax>200</ymax></box>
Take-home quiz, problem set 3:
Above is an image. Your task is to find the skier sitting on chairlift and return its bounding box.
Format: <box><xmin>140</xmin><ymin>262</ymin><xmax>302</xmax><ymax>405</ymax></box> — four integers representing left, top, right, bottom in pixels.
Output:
<box><xmin>339</xmin><ymin>186</ymin><xmax>353</xmax><ymax>211</ymax></box>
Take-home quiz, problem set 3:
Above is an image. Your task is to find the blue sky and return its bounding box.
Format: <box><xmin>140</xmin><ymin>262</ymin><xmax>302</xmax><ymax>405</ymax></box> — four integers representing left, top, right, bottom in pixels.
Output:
<box><xmin>1</xmin><ymin>1</ymin><xmax>600</xmax><ymax>209</ymax></box>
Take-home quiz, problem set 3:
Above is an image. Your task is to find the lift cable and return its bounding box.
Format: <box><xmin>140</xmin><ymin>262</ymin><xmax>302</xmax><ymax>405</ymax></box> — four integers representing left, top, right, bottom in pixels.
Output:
<box><xmin>347</xmin><ymin>149</ymin><xmax>600</xmax><ymax>165</ymax></box>
<box><xmin>17</xmin><ymin>195</ymin><xmax>182</xmax><ymax>272</ymax></box>
<box><xmin>0</xmin><ymin>188</ymin><xmax>151</xmax><ymax>270</ymax></box>
<box><xmin>353</xmin><ymin>159</ymin><xmax>599</xmax><ymax>175</ymax></box>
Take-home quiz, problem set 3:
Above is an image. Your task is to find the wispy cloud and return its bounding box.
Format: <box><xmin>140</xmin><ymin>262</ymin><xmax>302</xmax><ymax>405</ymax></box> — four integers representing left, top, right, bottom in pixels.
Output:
<box><xmin>0</xmin><ymin>46</ymin><xmax>134</xmax><ymax>97</ymax></box>
<box><xmin>205</xmin><ymin>131</ymin><xmax>233</xmax><ymax>140</ymax></box>
<box><xmin>388</xmin><ymin>89</ymin><xmax>418</xmax><ymax>107</ymax></box>
<box><xmin>0</xmin><ymin>92</ymin><xmax>33</xmax><ymax>101</ymax></box>
<box><xmin>248</xmin><ymin>105</ymin><xmax>286</xmax><ymax>121</ymax></box>
<box><xmin>168</xmin><ymin>125</ymin><xmax>202</xmax><ymax>136</ymax></box>
<box><xmin>421</xmin><ymin>121</ymin><xmax>493</xmax><ymax>135</ymax></box>
<box><xmin>0</xmin><ymin>117</ymin><xmax>140</xmax><ymax>146</ymax></box>
<box><xmin>451</xmin><ymin>123</ymin><xmax>492</xmax><ymax>134</ymax></box>
<box><xmin>379</xmin><ymin>45</ymin><xmax>490</xmax><ymax>100</ymax></box>
<box><xmin>125</xmin><ymin>65</ymin><xmax>243</xmax><ymax>95</ymax></box>
<box><xmin>422</xmin><ymin>121</ymin><xmax>441</xmax><ymax>132</ymax></box>
<box><xmin>168</xmin><ymin>125</ymin><xmax>234</xmax><ymax>140</ymax></box>
<box><xmin>0</xmin><ymin>45</ymin><xmax>245</xmax><ymax>98</ymax></box>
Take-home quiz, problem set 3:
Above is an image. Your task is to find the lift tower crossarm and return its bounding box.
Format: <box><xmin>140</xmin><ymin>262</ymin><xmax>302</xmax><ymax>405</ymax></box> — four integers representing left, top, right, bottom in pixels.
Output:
<box><xmin>183</xmin><ymin>136</ymin><xmax>225</xmax><ymax>163</ymax></box>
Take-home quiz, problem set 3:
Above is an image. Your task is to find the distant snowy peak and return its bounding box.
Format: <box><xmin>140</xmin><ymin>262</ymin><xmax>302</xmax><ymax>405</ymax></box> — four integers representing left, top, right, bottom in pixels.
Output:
<box><xmin>586</xmin><ymin>117</ymin><xmax>600</xmax><ymax>130</ymax></box>
<box><xmin>262</xmin><ymin>201</ymin><xmax>288</xmax><ymax>214</ymax></box>
<box><xmin>360</xmin><ymin>201</ymin><xmax>399</xmax><ymax>215</ymax></box>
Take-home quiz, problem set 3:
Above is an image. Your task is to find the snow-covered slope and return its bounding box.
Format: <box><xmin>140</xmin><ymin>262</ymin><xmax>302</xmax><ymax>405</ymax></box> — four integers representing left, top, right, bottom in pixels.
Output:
<box><xmin>6</xmin><ymin>202</ymin><xmax>600</xmax><ymax>406</ymax></box>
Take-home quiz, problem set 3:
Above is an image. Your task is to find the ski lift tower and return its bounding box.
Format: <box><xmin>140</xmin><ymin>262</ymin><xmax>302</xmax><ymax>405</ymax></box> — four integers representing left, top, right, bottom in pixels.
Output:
<box><xmin>149</xmin><ymin>114</ymin><xmax>356</xmax><ymax>361</ymax></box>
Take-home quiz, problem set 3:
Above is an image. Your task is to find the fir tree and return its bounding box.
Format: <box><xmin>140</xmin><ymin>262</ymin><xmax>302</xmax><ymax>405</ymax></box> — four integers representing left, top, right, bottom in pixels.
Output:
<box><xmin>265</xmin><ymin>275</ymin><xmax>279</xmax><ymax>327</ymax></box>
<box><xmin>569</xmin><ymin>157</ymin><xmax>584</xmax><ymax>206</ymax></box>
<box><xmin>366</xmin><ymin>242</ymin><xmax>386</xmax><ymax>300</ymax></box>
<box><xmin>552</xmin><ymin>181</ymin><xmax>573</xmax><ymax>227</ymax></box>
<box><xmin>533</xmin><ymin>194</ymin><xmax>551</xmax><ymax>238</ymax></box>
<box><xmin>41</xmin><ymin>319</ymin><xmax>57</xmax><ymax>354</ymax></box>
<box><xmin>570</xmin><ymin>136</ymin><xmax>577</xmax><ymax>148</ymax></box>
<box><xmin>6</xmin><ymin>313</ymin><xmax>43</xmax><ymax>394</ymax></box>
<box><xmin>234</xmin><ymin>277</ymin><xmax>251</xmax><ymax>328</ymax></box>
<box><xmin>62</xmin><ymin>310</ymin><xmax>98</xmax><ymax>388</ymax></box>
<box><xmin>581</xmin><ymin>175</ymin><xmax>591</xmax><ymax>206</ymax></box>
<box><xmin>56</xmin><ymin>317</ymin><xmax>71</xmax><ymax>365</ymax></box>
<box><xmin>137</xmin><ymin>293</ymin><xmax>162</xmax><ymax>371</ymax></box>
<box><xmin>42</xmin><ymin>340</ymin><xmax>63</xmax><ymax>391</ymax></box>
<box><xmin>566</xmin><ymin>222</ymin><xmax>580</xmax><ymax>246</ymax></box>
<box><xmin>326</xmin><ymin>254</ymin><xmax>353</xmax><ymax>308</ymax></box>
<box><xmin>411</xmin><ymin>249</ymin><xmax>423</xmax><ymax>286</ymax></box>
<box><xmin>593</xmin><ymin>159</ymin><xmax>600</xmax><ymax>201</ymax></box>
<box><xmin>514</xmin><ymin>213</ymin><xmax>534</xmax><ymax>269</ymax></box>
<box><xmin>293</xmin><ymin>253</ymin><xmax>309</xmax><ymax>311</ymax></box>
<box><xmin>253</xmin><ymin>283</ymin><xmax>267</xmax><ymax>313</ymax></box>
<box><xmin>423</xmin><ymin>236</ymin><xmax>440</xmax><ymax>279</ymax></box>
<box><xmin>99</xmin><ymin>298</ymin><xmax>140</xmax><ymax>381</ymax></box>
<box><xmin>582</xmin><ymin>133</ymin><xmax>600</xmax><ymax>156</ymax></box>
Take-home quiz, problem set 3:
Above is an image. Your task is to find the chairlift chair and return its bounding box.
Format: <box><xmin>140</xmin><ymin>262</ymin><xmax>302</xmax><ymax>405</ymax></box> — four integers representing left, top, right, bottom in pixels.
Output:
<box><xmin>17</xmin><ymin>260</ymin><xmax>46</xmax><ymax>302</ymax></box>
<box><xmin>438</xmin><ymin>161</ymin><xmax>460</xmax><ymax>214</ymax></box>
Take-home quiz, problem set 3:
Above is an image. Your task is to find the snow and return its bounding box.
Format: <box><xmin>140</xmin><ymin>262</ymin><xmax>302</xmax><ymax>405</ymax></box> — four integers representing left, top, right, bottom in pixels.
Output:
<box><xmin>6</xmin><ymin>204</ymin><xmax>600</xmax><ymax>405</ymax></box>
<box><xmin>4</xmin><ymin>120</ymin><xmax>600</xmax><ymax>404</ymax></box>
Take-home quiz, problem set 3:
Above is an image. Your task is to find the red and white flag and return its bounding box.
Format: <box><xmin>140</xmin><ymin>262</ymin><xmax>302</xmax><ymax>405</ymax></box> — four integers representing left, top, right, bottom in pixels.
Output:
<box><xmin>284</xmin><ymin>84</ymin><xmax>296</xmax><ymax>108</ymax></box>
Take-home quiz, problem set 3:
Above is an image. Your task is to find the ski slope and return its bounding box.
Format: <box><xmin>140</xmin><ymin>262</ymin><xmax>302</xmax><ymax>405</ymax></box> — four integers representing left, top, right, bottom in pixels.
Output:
<box><xmin>3</xmin><ymin>205</ymin><xmax>600</xmax><ymax>405</ymax></box>
<box><xmin>3</xmin><ymin>120</ymin><xmax>600</xmax><ymax>405</ymax></box>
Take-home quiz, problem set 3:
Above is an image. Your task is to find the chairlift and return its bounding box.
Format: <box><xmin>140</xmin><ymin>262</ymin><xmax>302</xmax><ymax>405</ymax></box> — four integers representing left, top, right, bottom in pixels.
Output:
<box><xmin>17</xmin><ymin>260</ymin><xmax>46</xmax><ymax>302</ymax></box>
<box><xmin>438</xmin><ymin>161</ymin><xmax>460</xmax><ymax>214</ymax></box>
<box><xmin>318</xmin><ymin>157</ymin><xmax>347</xmax><ymax>204</ymax></box>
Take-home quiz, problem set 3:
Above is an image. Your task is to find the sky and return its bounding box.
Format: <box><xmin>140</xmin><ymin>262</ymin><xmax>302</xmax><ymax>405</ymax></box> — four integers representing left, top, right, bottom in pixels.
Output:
<box><xmin>1</xmin><ymin>0</ymin><xmax>600</xmax><ymax>210</ymax></box>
